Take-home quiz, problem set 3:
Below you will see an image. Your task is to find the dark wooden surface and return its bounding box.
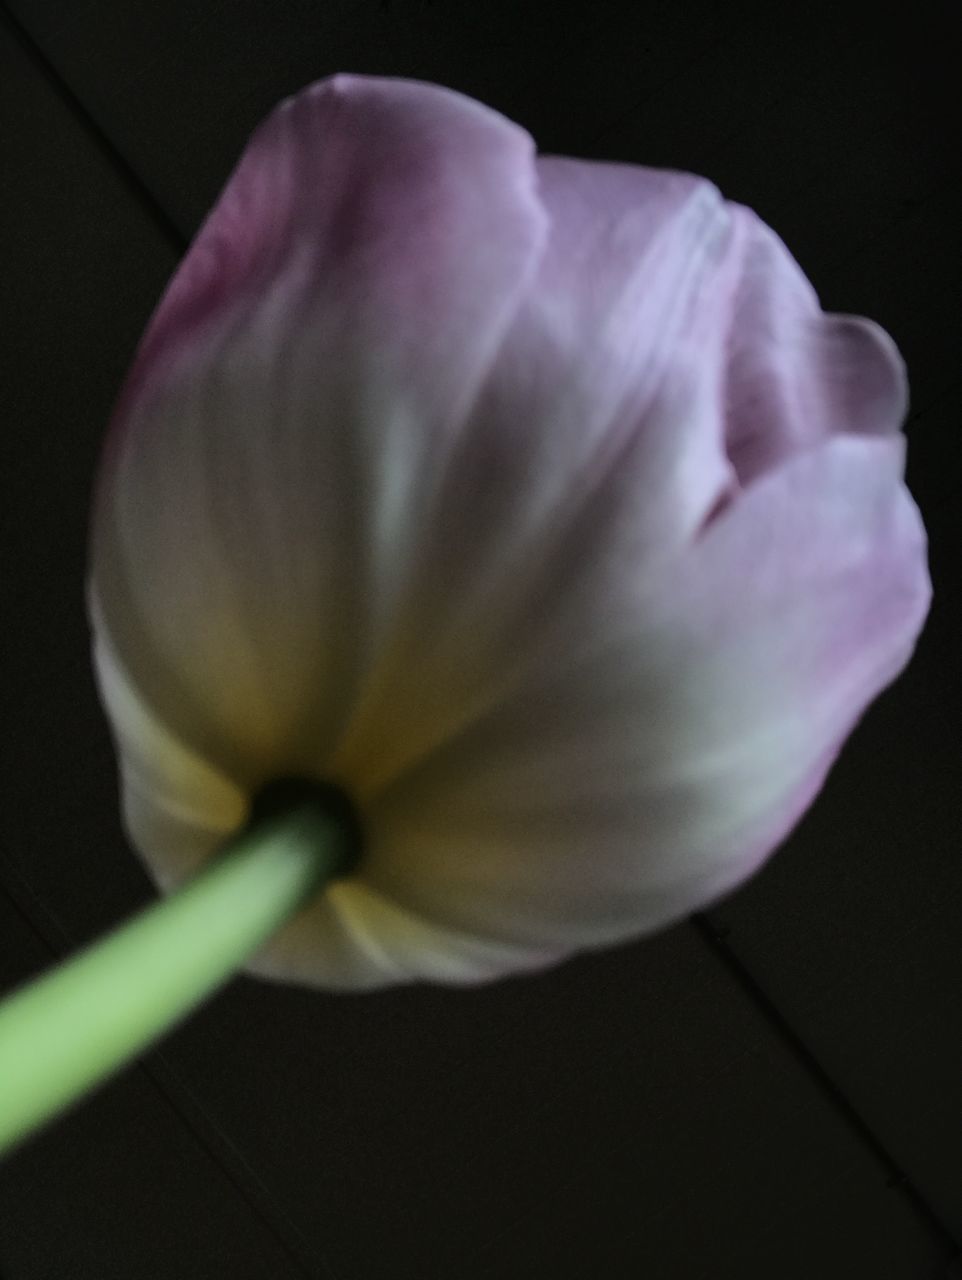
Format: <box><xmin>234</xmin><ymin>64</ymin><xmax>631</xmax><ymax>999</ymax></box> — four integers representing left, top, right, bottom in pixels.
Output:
<box><xmin>1</xmin><ymin>1</ymin><xmax>959</xmax><ymax>1276</ymax></box>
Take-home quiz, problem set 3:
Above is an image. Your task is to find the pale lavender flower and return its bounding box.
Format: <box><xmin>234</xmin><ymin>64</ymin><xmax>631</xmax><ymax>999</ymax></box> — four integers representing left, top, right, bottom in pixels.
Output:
<box><xmin>86</xmin><ymin>75</ymin><xmax>930</xmax><ymax>991</ymax></box>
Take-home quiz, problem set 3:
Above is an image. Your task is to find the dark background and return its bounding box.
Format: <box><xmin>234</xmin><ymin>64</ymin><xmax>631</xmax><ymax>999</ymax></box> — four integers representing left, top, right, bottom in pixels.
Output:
<box><xmin>0</xmin><ymin>1</ymin><xmax>959</xmax><ymax>1276</ymax></box>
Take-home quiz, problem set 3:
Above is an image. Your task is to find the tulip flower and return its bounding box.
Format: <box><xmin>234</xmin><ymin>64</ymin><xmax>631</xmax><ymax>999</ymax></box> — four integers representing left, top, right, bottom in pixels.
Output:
<box><xmin>0</xmin><ymin>73</ymin><xmax>930</xmax><ymax>1154</ymax></box>
<box><xmin>87</xmin><ymin>70</ymin><xmax>930</xmax><ymax>991</ymax></box>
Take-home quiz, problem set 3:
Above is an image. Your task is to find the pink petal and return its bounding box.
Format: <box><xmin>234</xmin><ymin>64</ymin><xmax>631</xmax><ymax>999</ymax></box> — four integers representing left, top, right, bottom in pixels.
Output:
<box><xmin>721</xmin><ymin>203</ymin><xmax>908</xmax><ymax>484</ymax></box>
<box><xmin>88</xmin><ymin>74</ymin><xmax>547</xmax><ymax>786</ymax></box>
<box><xmin>348</xmin><ymin>435</ymin><xmax>929</xmax><ymax>972</ymax></box>
<box><xmin>328</xmin><ymin>158</ymin><xmax>913</xmax><ymax>799</ymax></box>
<box><xmin>106</xmin><ymin>74</ymin><xmax>548</xmax><ymax>445</ymax></box>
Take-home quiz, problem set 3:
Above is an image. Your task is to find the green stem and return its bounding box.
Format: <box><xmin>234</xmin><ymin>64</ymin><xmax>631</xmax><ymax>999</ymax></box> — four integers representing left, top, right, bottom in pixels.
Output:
<box><xmin>0</xmin><ymin>786</ymin><xmax>356</xmax><ymax>1159</ymax></box>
